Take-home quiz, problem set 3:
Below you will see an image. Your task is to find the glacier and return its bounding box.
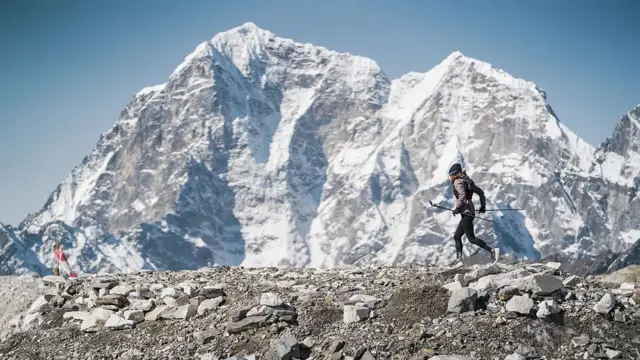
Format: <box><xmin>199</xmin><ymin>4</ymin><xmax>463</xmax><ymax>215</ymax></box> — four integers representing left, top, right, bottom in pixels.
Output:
<box><xmin>2</xmin><ymin>22</ymin><xmax>639</xmax><ymax>275</ymax></box>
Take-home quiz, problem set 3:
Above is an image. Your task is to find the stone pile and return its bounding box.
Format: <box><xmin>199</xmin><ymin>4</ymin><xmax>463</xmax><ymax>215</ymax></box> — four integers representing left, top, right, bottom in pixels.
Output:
<box><xmin>19</xmin><ymin>274</ymin><xmax>228</xmax><ymax>334</ymax></box>
<box><xmin>1</xmin><ymin>263</ymin><xmax>639</xmax><ymax>360</ymax></box>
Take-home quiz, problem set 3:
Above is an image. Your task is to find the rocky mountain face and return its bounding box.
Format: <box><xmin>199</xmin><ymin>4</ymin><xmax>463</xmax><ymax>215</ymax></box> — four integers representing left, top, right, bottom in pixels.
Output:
<box><xmin>1</xmin><ymin>263</ymin><xmax>640</xmax><ymax>359</ymax></box>
<box><xmin>1</xmin><ymin>23</ymin><xmax>638</xmax><ymax>276</ymax></box>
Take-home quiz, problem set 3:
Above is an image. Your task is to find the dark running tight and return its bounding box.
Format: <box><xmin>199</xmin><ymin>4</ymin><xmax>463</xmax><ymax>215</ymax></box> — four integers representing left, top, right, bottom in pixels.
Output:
<box><xmin>454</xmin><ymin>216</ymin><xmax>493</xmax><ymax>254</ymax></box>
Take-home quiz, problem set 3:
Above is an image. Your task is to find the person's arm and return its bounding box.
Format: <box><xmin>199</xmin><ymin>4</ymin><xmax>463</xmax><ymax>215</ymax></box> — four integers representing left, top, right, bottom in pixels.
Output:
<box><xmin>473</xmin><ymin>182</ymin><xmax>486</xmax><ymax>212</ymax></box>
<box><xmin>453</xmin><ymin>180</ymin><xmax>466</xmax><ymax>214</ymax></box>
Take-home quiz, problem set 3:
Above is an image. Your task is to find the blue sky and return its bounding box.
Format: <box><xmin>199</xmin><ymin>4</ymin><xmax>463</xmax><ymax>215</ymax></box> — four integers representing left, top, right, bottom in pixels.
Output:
<box><xmin>0</xmin><ymin>0</ymin><xmax>638</xmax><ymax>225</ymax></box>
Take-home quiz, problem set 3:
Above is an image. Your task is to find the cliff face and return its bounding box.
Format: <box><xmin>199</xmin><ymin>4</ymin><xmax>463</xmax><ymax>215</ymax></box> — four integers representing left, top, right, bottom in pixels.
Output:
<box><xmin>3</xmin><ymin>23</ymin><xmax>639</xmax><ymax>276</ymax></box>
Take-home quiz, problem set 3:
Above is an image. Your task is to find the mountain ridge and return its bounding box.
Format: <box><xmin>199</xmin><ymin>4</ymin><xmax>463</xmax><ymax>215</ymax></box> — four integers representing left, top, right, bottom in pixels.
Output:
<box><xmin>1</xmin><ymin>22</ymin><xmax>638</xmax><ymax>276</ymax></box>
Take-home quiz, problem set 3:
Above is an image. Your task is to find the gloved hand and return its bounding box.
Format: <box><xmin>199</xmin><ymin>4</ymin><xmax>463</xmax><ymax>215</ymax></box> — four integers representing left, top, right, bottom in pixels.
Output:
<box><xmin>452</xmin><ymin>208</ymin><xmax>461</xmax><ymax>216</ymax></box>
<box><xmin>479</xmin><ymin>205</ymin><xmax>486</xmax><ymax>213</ymax></box>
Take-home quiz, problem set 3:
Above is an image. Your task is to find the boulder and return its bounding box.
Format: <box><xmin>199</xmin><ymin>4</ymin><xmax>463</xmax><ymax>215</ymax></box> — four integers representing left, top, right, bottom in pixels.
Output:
<box><xmin>505</xmin><ymin>296</ymin><xmax>534</xmax><ymax>315</ymax></box>
<box><xmin>162</xmin><ymin>304</ymin><xmax>197</xmax><ymax>320</ymax></box>
<box><xmin>199</xmin><ymin>285</ymin><xmax>226</xmax><ymax>299</ymax></box>
<box><xmin>63</xmin><ymin>311</ymin><xmax>91</xmax><ymax>322</ymax></box>
<box><xmin>190</xmin><ymin>296</ymin><xmax>206</xmax><ymax>306</ymax></box>
<box><xmin>544</xmin><ymin>262</ymin><xmax>562</xmax><ymax>270</ymax></box>
<box><xmin>124</xmin><ymin>310</ymin><xmax>145</xmax><ymax>324</ymax></box>
<box><xmin>525</xmin><ymin>274</ymin><xmax>563</xmax><ymax>295</ymax></box>
<box><xmin>22</xmin><ymin>313</ymin><xmax>43</xmax><ymax>330</ymax></box>
<box><xmin>247</xmin><ymin>305</ymin><xmax>275</xmax><ymax>317</ymax></box>
<box><xmin>443</xmin><ymin>279</ymin><xmax>465</xmax><ymax>293</ymax></box>
<box><xmin>343</xmin><ymin>305</ymin><xmax>370</xmax><ymax>323</ymax></box>
<box><xmin>42</xmin><ymin>276</ymin><xmax>66</xmax><ymax>286</ymax></box>
<box><xmin>130</xmin><ymin>299</ymin><xmax>155</xmax><ymax>312</ymax></box>
<box><xmin>28</xmin><ymin>295</ymin><xmax>53</xmax><ymax>314</ymax></box>
<box><xmin>197</xmin><ymin>297</ymin><xmax>225</xmax><ymax>316</ymax></box>
<box><xmin>264</xmin><ymin>330</ymin><xmax>307</xmax><ymax>360</ymax></box>
<box><xmin>563</xmin><ymin>275</ymin><xmax>581</xmax><ymax>288</ymax></box>
<box><xmin>468</xmin><ymin>264</ymin><xmax>502</xmax><ymax>280</ymax></box>
<box><xmin>80</xmin><ymin>315</ymin><xmax>103</xmax><ymax>333</ymax></box>
<box><xmin>594</xmin><ymin>293</ymin><xmax>616</xmax><ymax>314</ymax></box>
<box><xmin>447</xmin><ymin>287</ymin><xmax>477</xmax><ymax>313</ymax></box>
<box><xmin>150</xmin><ymin>283</ymin><xmax>166</xmax><ymax>292</ymax></box>
<box><xmin>536</xmin><ymin>299</ymin><xmax>561</xmax><ymax>319</ymax></box>
<box><xmin>273</xmin><ymin>309</ymin><xmax>297</xmax><ymax>323</ymax></box>
<box><xmin>110</xmin><ymin>284</ymin><xmax>135</xmax><ymax>296</ymax></box>
<box><xmin>261</xmin><ymin>292</ymin><xmax>285</xmax><ymax>307</ymax></box>
<box><xmin>91</xmin><ymin>308</ymin><xmax>115</xmax><ymax>321</ymax></box>
<box><xmin>227</xmin><ymin>315</ymin><xmax>270</xmax><ymax>334</ymax></box>
<box><xmin>96</xmin><ymin>294</ymin><xmax>129</xmax><ymax>308</ymax></box>
<box><xmin>92</xmin><ymin>280</ymin><xmax>118</xmax><ymax>289</ymax></box>
<box><xmin>195</xmin><ymin>329</ymin><xmax>218</xmax><ymax>345</ymax></box>
<box><xmin>104</xmin><ymin>314</ymin><xmax>135</xmax><ymax>330</ymax></box>
<box><xmin>164</xmin><ymin>294</ymin><xmax>190</xmax><ymax>308</ymax></box>
<box><xmin>231</xmin><ymin>305</ymin><xmax>256</xmax><ymax>321</ymax></box>
<box><xmin>145</xmin><ymin>305</ymin><xmax>170</xmax><ymax>321</ymax></box>
<box><xmin>504</xmin><ymin>353</ymin><xmax>526</xmax><ymax>360</ymax></box>
<box><xmin>161</xmin><ymin>287</ymin><xmax>181</xmax><ymax>299</ymax></box>
<box><xmin>348</xmin><ymin>294</ymin><xmax>383</xmax><ymax>308</ymax></box>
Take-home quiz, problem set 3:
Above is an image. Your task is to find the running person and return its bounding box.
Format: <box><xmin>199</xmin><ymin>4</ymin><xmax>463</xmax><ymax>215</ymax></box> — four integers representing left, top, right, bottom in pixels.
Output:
<box><xmin>448</xmin><ymin>163</ymin><xmax>500</xmax><ymax>267</ymax></box>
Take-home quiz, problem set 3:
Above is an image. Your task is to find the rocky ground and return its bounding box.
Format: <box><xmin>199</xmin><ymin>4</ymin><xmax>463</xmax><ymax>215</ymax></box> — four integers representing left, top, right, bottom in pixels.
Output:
<box><xmin>0</xmin><ymin>262</ymin><xmax>639</xmax><ymax>360</ymax></box>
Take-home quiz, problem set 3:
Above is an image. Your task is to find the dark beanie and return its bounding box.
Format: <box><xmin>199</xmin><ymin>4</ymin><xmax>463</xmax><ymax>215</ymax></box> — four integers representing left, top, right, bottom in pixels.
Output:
<box><xmin>448</xmin><ymin>163</ymin><xmax>462</xmax><ymax>176</ymax></box>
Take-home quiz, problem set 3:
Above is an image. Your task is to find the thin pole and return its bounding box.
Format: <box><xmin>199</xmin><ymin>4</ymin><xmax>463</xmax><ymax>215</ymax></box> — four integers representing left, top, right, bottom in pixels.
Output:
<box><xmin>483</xmin><ymin>208</ymin><xmax>524</xmax><ymax>212</ymax></box>
<box><xmin>428</xmin><ymin>201</ymin><xmax>495</xmax><ymax>223</ymax></box>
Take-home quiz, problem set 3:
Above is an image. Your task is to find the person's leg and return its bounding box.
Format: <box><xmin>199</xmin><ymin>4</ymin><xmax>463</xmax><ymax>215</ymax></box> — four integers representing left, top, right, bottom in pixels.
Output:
<box><xmin>453</xmin><ymin>219</ymin><xmax>465</xmax><ymax>258</ymax></box>
<box><xmin>461</xmin><ymin>216</ymin><xmax>493</xmax><ymax>254</ymax></box>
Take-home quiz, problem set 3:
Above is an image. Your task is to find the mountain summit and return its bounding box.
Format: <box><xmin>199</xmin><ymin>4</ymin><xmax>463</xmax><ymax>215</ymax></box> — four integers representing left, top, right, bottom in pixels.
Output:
<box><xmin>2</xmin><ymin>23</ymin><xmax>638</xmax><ymax>275</ymax></box>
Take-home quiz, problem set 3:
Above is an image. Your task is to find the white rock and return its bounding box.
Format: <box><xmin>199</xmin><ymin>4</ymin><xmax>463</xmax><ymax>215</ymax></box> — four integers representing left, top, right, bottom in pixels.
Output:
<box><xmin>91</xmin><ymin>307</ymin><xmax>115</xmax><ymax>321</ymax></box>
<box><xmin>74</xmin><ymin>297</ymin><xmax>86</xmax><ymax>305</ymax></box>
<box><xmin>22</xmin><ymin>313</ymin><xmax>43</xmax><ymax>330</ymax></box>
<box><xmin>544</xmin><ymin>262</ymin><xmax>562</xmax><ymax>270</ymax></box>
<box><xmin>200</xmin><ymin>353</ymin><xmax>219</xmax><ymax>360</ymax></box>
<box><xmin>80</xmin><ymin>315</ymin><xmax>103</xmax><ymax>333</ymax></box>
<box><xmin>42</xmin><ymin>276</ymin><xmax>66</xmax><ymax>285</ymax></box>
<box><xmin>110</xmin><ymin>284</ymin><xmax>135</xmax><ymax>296</ymax></box>
<box><xmin>563</xmin><ymin>275</ymin><xmax>581</xmax><ymax>288</ymax></box>
<box><xmin>620</xmin><ymin>283</ymin><xmax>636</xmax><ymax>290</ymax></box>
<box><xmin>348</xmin><ymin>294</ymin><xmax>382</xmax><ymax>308</ymax></box>
<box><xmin>98</xmin><ymin>288</ymin><xmax>109</xmax><ymax>297</ymax></box>
<box><xmin>145</xmin><ymin>305</ymin><xmax>170</xmax><ymax>321</ymax></box>
<box><xmin>28</xmin><ymin>295</ymin><xmax>53</xmax><ymax>314</ymax></box>
<box><xmin>124</xmin><ymin>310</ymin><xmax>145</xmax><ymax>324</ymax></box>
<box><xmin>606</xmin><ymin>349</ymin><xmax>621</xmax><ymax>359</ymax></box>
<box><xmin>504</xmin><ymin>353</ymin><xmax>526</xmax><ymax>360</ymax></box>
<box><xmin>443</xmin><ymin>280</ymin><xmax>465</xmax><ymax>292</ymax></box>
<box><xmin>150</xmin><ymin>283</ymin><xmax>165</xmax><ymax>292</ymax></box>
<box><xmin>343</xmin><ymin>305</ymin><xmax>370</xmax><ymax>323</ymax></box>
<box><xmin>63</xmin><ymin>311</ymin><xmax>91</xmax><ymax>322</ymax></box>
<box><xmin>163</xmin><ymin>304</ymin><xmax>197</xmax><ymax>320</ymax></box>
<box><xmin>130</xmin><ymin>299</ymin><xmax>155</xmax><ymax>312</ymax></box>
<box><xmin>190</xmin><ymin>296</ymin><xmax>206</xmax><ymax>306</ymax></box>
<box><xmin>180</xmin><ymin>283</ymin><xmax>197</xmax><ymax>297</ymax></box>
<box><xmin>164</xmin><ymin>294</ymin><xmax>190</xmax><ymax>308</ymax></box>
<box><xmin>505</xmin><ymin>295</ymin><xmax>534</xmax><ymax>315</ymax></box>
<box><xmin>593</xmin><ymin>293</ymin><xmax>616</xmax><ymax>314</ymax></box>
<box><xmin>161</xmin><ymin>287</ymin><xmax>180</xmax><ymax>299</ymax></box>
<box><xmin>536</xmin><ymin>299</ymin><xmax>561</xmax><ymax>319</ymax></box>
<box><xmin>247</xmin><ymin>305</ymin><xmax>274</xmax><ymax>317</ymax></box>
<box><xmin>197</xmin><ymin>297</ymin><xmax>225</xmax><ymax>316</ymax></box>
<box><xmin>104</xmin><ymin>314</ymin><xmax>134</xmax><ymax>330</ymax></box>
<box><xmin>447</xmin><ymin>287</ymin><xmax>477</xmax><ymax>313</ymax></box>
<box><xmin>260</xmin><ymin>292</ymin><xmax>285</xmax><ymax>307</ymax></box>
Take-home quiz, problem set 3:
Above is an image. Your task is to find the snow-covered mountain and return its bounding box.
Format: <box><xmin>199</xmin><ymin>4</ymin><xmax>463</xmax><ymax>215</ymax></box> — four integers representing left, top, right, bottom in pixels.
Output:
<box><xmin>2</xmin><ymin>23</ymin><xmax>639</xmax><ymax>276</ymax></box>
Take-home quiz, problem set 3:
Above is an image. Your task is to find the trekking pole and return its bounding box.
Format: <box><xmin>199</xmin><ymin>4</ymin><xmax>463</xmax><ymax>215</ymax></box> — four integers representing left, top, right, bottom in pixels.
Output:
<box><xmin>428</xmin><ymin>201</ymin><xmax>495</xmax><ymax>223</ymax></box>
<box><xmin>483</xmin><ymin>208</ymin><xmax>524</xmax><ymax>212</ymax></box>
